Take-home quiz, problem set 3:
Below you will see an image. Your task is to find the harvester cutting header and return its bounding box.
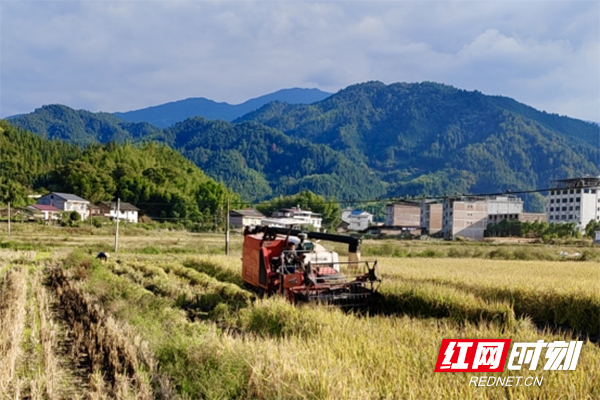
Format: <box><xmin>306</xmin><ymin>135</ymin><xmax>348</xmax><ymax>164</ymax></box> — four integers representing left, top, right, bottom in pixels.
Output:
<box><xmin>242</xmin><ymin>226</ymin><xmax>381</xmax><ymax>307</ymax></box>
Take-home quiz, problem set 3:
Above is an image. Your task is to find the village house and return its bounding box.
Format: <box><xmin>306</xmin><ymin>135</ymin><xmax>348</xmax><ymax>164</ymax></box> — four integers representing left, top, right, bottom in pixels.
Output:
<box><xmin>25</xmin><ymin>204</ymin><xmax>61</xmax><ymax>221</ymax></box>
<box><xmin>270</xmin><ymin>207</ymin><xmax>322</xmax><ymax>230</ymax></box>
<box><xmin>260</xmin><ymin>217</ymin><xmax>305</xmax><ymax>229</ymax></box>
<box><xmin>341</xmin><ymin>208</ymin><xmax>373</xmax><ymax>231</ymax></box>
<box><xmin>37</xmin><ymin>192</ymin><xmax>90</xmax><ymax>220</ymax></box>
<box><xmin>384</xmin><ymin>201</ymin><xmax>421</xmax><ymax>229</ymax></box>
<box><xmin>97</xmin><ymin>201</ymin><xmax>140</xmax><ymax>223</ymax></box>
<box><xmin>88</xmin><ymin>203</ymin><xmax>102</xmax><ymax>219</ymax></box>
<box><xmin>229</xmin><ymin>208</ymin><xmax>265</xmax><ymax>229</ymax></box>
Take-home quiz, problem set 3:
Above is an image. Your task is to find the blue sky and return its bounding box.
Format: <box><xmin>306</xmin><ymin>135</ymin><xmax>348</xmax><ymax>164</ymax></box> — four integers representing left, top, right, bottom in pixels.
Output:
<box><xmin>1</xmin><ymin>1</ymin><xmax>598</xmax><ymax>121</ymax></box>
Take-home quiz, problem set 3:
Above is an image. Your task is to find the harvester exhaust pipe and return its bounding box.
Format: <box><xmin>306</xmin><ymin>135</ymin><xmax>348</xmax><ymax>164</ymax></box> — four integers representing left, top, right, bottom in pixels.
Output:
<box><xmin>251</xmin><ymin>226</ymin><xmax>362</xmax><ymax>260</ymax></box>
<box><xmin>348</xmin><ymin>240</ymin><xmax>361</xmax><ymax>264</ymax></box>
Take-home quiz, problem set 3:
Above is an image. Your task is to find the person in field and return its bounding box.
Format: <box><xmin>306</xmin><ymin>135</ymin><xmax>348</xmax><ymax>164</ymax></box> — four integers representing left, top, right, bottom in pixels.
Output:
<box><xmin>297</xmin><ymin>232</ymin><xmax>307</xmax><ymax>251</ymax></box>
<box><xmin>283</xmin><ymin>242</ymin><xmax>298</xmax><ymax>272</ymax></box>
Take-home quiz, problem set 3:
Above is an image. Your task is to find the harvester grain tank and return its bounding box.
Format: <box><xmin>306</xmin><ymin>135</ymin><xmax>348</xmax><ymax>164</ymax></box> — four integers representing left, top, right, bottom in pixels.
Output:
<box><xmin>242</xmin><ymin>226</ymin><xmax>381</xmax><ymax>306</ymax></box>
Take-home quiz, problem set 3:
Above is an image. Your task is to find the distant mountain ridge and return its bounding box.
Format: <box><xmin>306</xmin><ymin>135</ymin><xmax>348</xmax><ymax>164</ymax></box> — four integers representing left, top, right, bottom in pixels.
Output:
<box><xmin>6</xmin><ymin>81</ymin><xmax>599</xmax><ymax>210</ymax></box>
<box><xmin>238</xmin><ymin>82</ymin><xmax>599</xmax><ymax>201</ymax></box>
<box><xmin>5</xmin><ymin>104</ymin><xmax>161</xmax><ymax>146</ymax></box>
<box><xmin>113</xmin><ymin>88</ymin><xmax>332</xmax><ymax>128</ymax></box>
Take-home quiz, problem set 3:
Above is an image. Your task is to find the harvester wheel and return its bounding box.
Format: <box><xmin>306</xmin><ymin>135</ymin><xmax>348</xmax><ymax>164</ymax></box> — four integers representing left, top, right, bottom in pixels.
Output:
<box><xmin>243</xmin><ymin>283</ymin><xmax>267</xmax><ymax>298</ymax></box>
<box><xmin>293</xmin><ymin>292</ymin><xmax>309</xmax><ymax>303</ymax></box>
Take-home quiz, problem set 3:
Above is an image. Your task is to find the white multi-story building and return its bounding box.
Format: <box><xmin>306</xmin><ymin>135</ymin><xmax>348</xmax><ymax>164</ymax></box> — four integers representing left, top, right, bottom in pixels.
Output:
<box><xmin>442</xmin><ymin>195</ymin><xmax>524</xmax><ymax>240</ymax></box>
<box><xmin>487</xmin><ymin>195</ymin><xmax>524</xmax><ymax>215</ymax></box>
<box><xmin>546</xmin><ymin>177</ymin><xmax>600</xmax><ymax>231</ymax></box>
<box><xmin>341</xmin><ymin>209</ymin><xmax>373</xmax><ymax>231</ymax></box>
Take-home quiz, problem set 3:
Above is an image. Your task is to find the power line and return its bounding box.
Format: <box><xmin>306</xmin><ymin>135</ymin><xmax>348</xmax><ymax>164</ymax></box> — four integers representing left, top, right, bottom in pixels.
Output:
<box><xmin>0</xmin><ymin>184</ymin><xmax>587</xmax><ymax>222</ymax></box>
<box><xmin>0</xmin><ymin>186</ymin><xmax>569</xmax><ymax>210</ymax></box>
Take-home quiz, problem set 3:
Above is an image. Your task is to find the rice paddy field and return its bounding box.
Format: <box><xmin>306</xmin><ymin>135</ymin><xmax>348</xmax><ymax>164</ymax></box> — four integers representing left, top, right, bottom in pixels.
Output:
<box><xmin>0</xmin><ymin>224</ymin><xmax>599</xmax><ymax>399</ymax></box>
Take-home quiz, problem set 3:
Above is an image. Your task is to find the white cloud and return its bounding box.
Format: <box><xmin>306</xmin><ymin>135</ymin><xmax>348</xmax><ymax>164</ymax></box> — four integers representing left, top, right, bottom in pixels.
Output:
<box><xmin>0</xmin><ymin>0</ymin><xmax>598</xmax><ymax>121</ymax></box>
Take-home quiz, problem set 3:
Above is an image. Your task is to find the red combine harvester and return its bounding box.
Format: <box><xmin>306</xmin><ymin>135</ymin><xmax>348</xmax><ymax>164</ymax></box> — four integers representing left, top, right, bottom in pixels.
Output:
<box><xmin>242</xmin><ymin>226</ymin><xmax>381</xmax><ymax>307</ymax></box>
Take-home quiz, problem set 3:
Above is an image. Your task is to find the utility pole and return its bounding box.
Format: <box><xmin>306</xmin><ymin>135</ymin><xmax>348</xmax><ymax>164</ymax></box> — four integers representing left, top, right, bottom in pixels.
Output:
<box><xmin>225</xmin><ymin>198</ymin><xmax>230</xmax><ymax>255</ymax></box>
<box><xmin>114</xmin><ymin>198</ymin><xmax>120</xmax><ymax>253</ymax></box>
<box><xmin>7</xmin><ymin>201</ymin><xmax>10</xmax><ymax>237</ymax></box>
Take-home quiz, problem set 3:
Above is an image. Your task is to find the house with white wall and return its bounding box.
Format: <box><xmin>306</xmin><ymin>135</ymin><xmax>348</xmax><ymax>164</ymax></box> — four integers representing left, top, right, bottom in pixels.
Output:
<box><xmin>25</xmin><ymin>204</ymin><xmax>61</xmax><ymax>221</ymax></box>
<box><xmin>271</xmin><ymin>207</ymin><xmax>322</xmax><ymax>230</ymax></box>
<box><xmin>229</xmin><ymin>209</ymin><xmax>265</xmax><ymax>228</ymax></box>
<box><xmin>97</xmin><ymin>201</ymin><xmax>140</xmax><ymax>223</ymax></box>
<box><xmin>37</xmin><ymin>192</ymin><xmax>90</xmax><ymax>220</ymax></box>
<box><xmin>341</xmin><ymin>209</ymin><xmax>373</xmax><ymax>231</ymax></box>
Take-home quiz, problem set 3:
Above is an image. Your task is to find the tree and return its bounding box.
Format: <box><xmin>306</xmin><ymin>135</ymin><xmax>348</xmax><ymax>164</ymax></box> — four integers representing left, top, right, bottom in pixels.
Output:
<box><xmin>0</xmin><ymin>180</ymin><xmax>29</xmax><ymax>206</ymax></box>
<box><xmin>61</xmin><ymin>211</ymin><xmax>81</xmax><ymax>227</ymax></box>
<box><xmin>585</xmin><ymin>219</ymin><xmax>600</xmax><ymax>239</ymax></box>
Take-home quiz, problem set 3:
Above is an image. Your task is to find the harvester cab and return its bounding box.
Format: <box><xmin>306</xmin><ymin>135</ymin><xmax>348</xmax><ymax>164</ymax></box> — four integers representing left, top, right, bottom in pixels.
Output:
<box><xmin>242</xmin><ymin>226</ymin><xmax>381</xmax><ymax>307</ymax></box>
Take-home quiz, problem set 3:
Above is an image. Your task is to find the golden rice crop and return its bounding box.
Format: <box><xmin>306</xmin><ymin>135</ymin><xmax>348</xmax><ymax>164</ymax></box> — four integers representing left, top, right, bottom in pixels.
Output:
<box><xmin>0</xmin><ymin>266</ymin><xmax>28</xmax><ymax>396</ymax></box>
<box><xmin>3</xmin><ymin>228</ymin><xmax>598</xmax><ymax>400</ymax></box>
<box><xmin>66</xmin><ymin>250</ymin><xmax>600</xmax><ymax>400</ymax></box>
<box><xmin>376</xmin><ymin>257</ymin><xmax>600</xmax><ymax>336</ymax></box>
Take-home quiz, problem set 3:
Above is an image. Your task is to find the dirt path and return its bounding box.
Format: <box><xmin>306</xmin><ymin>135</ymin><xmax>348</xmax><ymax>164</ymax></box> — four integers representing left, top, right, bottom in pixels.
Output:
<box><xmin>0</xmin><ymin>261</ymin><xmax>92</xmax><ymax>399</ymax></box>
<box><xmin>47</xmin><ymin>265</ymin><xmax>157</xmax><ymax>400</ymax></box>
<box><xmin>0</xmin><ymin>253</ymin><xmax>159</xmax><ymax>399</ymax></box>
<box><xmin>0</xmin><ymin>265</ymin><xmax>28</xmax><ymax>397</ymax></box>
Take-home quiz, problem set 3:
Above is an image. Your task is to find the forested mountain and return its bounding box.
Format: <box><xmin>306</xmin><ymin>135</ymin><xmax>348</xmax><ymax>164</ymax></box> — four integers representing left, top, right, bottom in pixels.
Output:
<box><xmin>6</xmin><ymin>81</ymin><xmax>599</xmax><ymax>211</ymax></box>
<box><xmin>0</xmin><ymin>121</ymin><xmax>80</xmax><ymax>205</ymax></box>
<box><xmin>8</xmin><ymin>105</ymin><xmax>386</xmax><ymax>202</ymax></box>
<box><xmin>7</xmin><ymin>104</ymin><xmax>161</xmax><ymax>146</ymax></box>
<box><xmin>238</xmin><ymin>81</ymin><xmax>600</xmax><ymax>208</ymax></box>
<box><xmin>113</xmin><ymin>88</ymin><xmax>332</xmax><ymax>128</ymax></box>
<box><xmin>161</xmin><ymin>118</ymin><xmax>385</xmax><ymax>201</ymax></box>
<box><xmin>0</xmin><ymin>120</ymin><xmax>237</xmax><ymax>223</ymax></box>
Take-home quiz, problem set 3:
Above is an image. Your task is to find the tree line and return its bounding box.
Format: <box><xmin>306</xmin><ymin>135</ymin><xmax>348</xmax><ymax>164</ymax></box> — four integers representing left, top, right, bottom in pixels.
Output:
<box><xmin>0</xmin><ymin>120</ymin><xmax>238</xmax><ymax>229</ymax></box>
<box><xmin>1</xmin><ymin>120</ymin><xmax>348</xmax><ymax>231</ymax></box>
<box><xmin>485</xmin><ymin>218</ymin><xmax>600</xmax><ymax>240</ymax></box>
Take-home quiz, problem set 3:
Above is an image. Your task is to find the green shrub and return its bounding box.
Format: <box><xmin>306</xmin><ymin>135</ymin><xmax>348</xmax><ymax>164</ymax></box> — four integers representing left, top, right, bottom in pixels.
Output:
<box><xmin>91</xmin><ymin>217</ymin><xmax>103</xmax><ymax>228</ymax></box>
<box><xmin>139</xmin><ymin>246</ymin><xmax>162</xmax><ymax>255</ymax></box>
<box><xmin>488</xmin><ymin>248</ymin><xmax>512</xmax><ymax>259</ymax></box>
